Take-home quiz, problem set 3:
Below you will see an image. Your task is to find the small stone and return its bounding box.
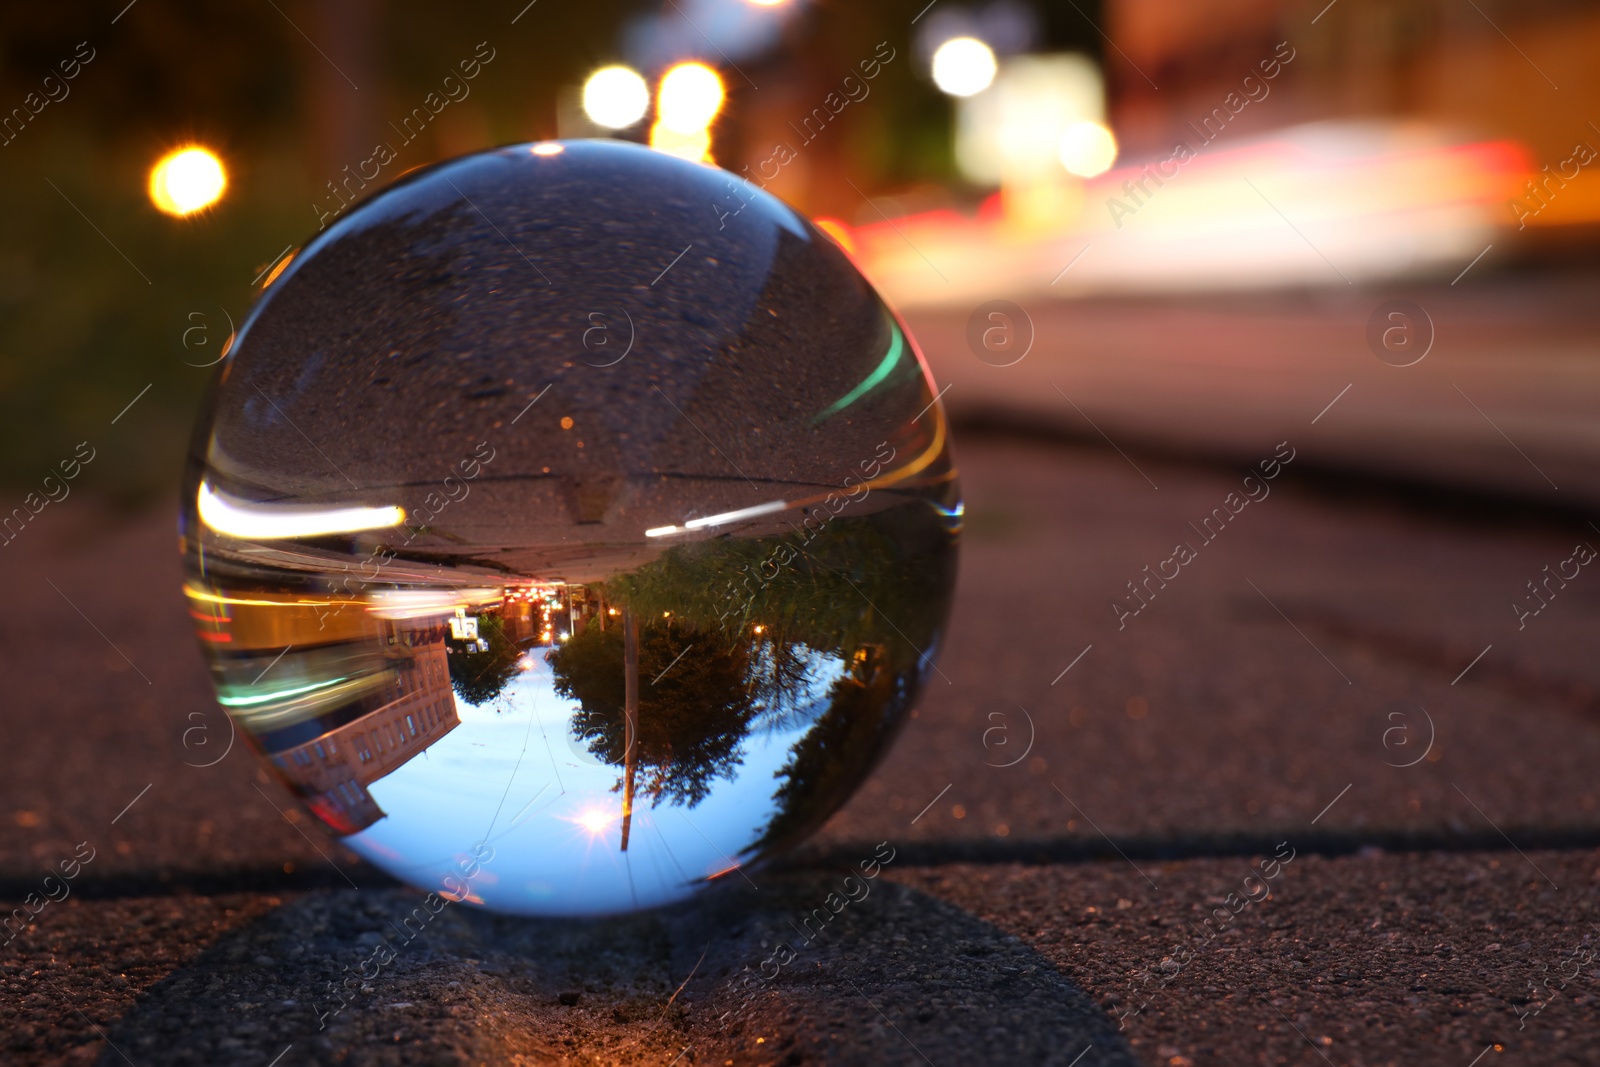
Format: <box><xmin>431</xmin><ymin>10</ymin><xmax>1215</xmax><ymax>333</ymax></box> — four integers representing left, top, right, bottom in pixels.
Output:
<box><xmin>557</xmin><ymin>990</ymin><xmax>581</xmax><ymax>1006</ymax></box>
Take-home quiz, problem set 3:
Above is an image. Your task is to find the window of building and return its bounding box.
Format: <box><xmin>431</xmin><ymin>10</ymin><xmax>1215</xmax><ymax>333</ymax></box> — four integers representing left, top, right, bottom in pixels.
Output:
<box><xmin>406</xmin><ymin>714</ymin><xmax>416</xmax><ymax>736</ymax></box>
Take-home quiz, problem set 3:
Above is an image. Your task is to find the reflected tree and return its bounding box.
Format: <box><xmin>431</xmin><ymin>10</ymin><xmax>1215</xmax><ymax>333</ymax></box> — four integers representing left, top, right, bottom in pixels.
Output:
<box><xmin>604</xmin><ymin>498</ymin><xmax>955</xmax><ymax>672</ymax></box>
<box><xmin>446</xmin><ymin>613</ymin><xmax>520</xmax><ymax>707</ymax></box>
<box><xmin>551</xmin><ymin>499</ymin><xmax>956</xmax><ymax>840</ymax></box>
<box><xmin>549</xmin><ymin>619</ymin><xmax>758</xmax><ymax>807</ymax></box>
<box><xmin>755</xmin><ymin>647</ymin><xmax>907</xmax><ymax>851</ymax></box>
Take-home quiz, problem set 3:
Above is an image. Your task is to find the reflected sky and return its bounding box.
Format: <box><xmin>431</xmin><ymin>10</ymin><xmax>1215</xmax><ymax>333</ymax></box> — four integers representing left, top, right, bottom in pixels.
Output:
<box><xmin>346</xmin><ymin>643</ymin><xmax>844</xmax><ymax>915</ymax></box>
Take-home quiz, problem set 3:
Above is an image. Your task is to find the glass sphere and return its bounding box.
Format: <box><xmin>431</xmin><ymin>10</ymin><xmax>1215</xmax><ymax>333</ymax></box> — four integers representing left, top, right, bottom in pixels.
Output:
<box><xmin>180</xmin><ymin>140</ymin><xmax>959</xmax><ymax>916</ymax></box>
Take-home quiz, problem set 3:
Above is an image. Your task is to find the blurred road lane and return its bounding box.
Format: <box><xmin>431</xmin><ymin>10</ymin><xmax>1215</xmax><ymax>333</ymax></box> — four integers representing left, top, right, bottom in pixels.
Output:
<box><xmin>905</xmin><ymin>272</ymin><xmax>1600</xmax><ymax>510</ymax></box>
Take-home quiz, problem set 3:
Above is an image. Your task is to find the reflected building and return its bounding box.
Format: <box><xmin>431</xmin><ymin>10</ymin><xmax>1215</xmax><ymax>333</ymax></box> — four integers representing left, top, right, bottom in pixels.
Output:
<box><xmin>271</xmin><ymin>625</ymin><xmax>460</xmax><ymax>834</ymax></box>
<box><xmin>186</xmin><ymin>583</ymin><xmax>463</xmax><ymax>835</ymax></box>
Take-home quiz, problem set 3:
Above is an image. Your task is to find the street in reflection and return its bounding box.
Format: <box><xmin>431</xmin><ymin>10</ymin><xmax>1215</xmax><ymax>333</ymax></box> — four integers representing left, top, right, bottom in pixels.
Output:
<box><xmin>185</xmin><ymin>494</ymin><xmax>956</xmax><ymax>915</ymax></box>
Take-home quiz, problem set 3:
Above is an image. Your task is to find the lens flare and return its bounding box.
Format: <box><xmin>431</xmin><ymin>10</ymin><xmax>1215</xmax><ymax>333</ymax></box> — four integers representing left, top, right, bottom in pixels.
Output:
<box><xmin>573</xmin><ymin>807</ymin><xmax>616</xmax><ymax>834</ymax></box>
<box><xmin>582</xmin><ymin>66</ymin><xmax>650</xmax><ymax>129</ymax></box>
<box><xmin>148</xmin><ymin>146</ymin><xmax>227</xmax><ymax>216</ymax></box>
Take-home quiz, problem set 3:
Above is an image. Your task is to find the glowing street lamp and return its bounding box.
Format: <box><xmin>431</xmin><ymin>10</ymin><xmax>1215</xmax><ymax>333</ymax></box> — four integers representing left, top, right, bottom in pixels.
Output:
<box><xmin>582</xmin><ymin>65</ymin><xmax>650</xmax><ymax>130</ymax></box>
<box><xmin>648</xmin><ymin>126</ymin><xmax>712</xmax><ymax>163</ymax></box>
<box><xmin>148</xmin><ymin>146</ymin><xmax>227</xmax><ymax>216</ymax></box>
<box><xmin>931</xmin><ymin>37</ymin><xmax>997</xmax><ymax>97</ymax></box>
<box><xmin>573</xmin><ymin>806</ymin><xmax>616</xmax><ymax>835</ymax></box>
<box><xmin>651</xmin><ymin>62</ymin><xmax>725</xmax><ymax>163</ymax></box>
<box><xmin>657</xmin><ymin>63</ymin><xmax>725</xmax><ymax>132</ymax></box>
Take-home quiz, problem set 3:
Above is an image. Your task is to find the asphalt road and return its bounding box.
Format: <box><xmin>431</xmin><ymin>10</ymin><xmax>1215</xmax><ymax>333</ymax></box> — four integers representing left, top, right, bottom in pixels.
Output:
<box><xmin>4</xmin><ymin>413</ymin><xmax>1598</xmax><ymax>1064</ymax></box>
<box><xmin>903</xmin><ymin>271</ymin><xmax>1600</xmax><ymax>513</ymax></box>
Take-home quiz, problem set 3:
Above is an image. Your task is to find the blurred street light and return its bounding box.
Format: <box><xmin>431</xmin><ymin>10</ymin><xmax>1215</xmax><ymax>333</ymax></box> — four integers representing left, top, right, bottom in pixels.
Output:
<box><xmin>582</xmin><ymin>65</ymin><xmax>650</xmax><ymax>129</ymax></box>
<box><xmin>955</xmin><ymin>53</ymin><xmax>1105</xmax><ymax>194</ymax></box>
<box><xmin>1059</xmin><ymin>120</ymin><xmax>1118</xmax><ymax>178</ymax></box>
<box><xmin>649</xmin><ymin>125</ymin><xmax>713</xmax><ymax>162</ymax></box>
<box><xmin>931</xmin><ymin>37</ymin><xmax>997</xmax><ymax>97</ymax></box>
<box><xmin>148</xmin><ymin>146</ymin><xmax>227</xmax><ymax>217</ymax></box>
<box><xmin>651</xmin><ymin>62</ymin><xmax>724</xmax><ymax>162</ymax></box>
<box><xmin>655</xmin><ymin>62</ymin><xmax>725</xmax><ymax>133</ymax></box>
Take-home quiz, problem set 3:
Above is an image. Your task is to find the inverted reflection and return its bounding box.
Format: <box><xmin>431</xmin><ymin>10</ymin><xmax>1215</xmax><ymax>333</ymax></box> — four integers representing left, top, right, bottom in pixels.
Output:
<box><xmin>179</xmin><ymin>140</ymin><xmax>958</xmax><ymax>915</ymax></box>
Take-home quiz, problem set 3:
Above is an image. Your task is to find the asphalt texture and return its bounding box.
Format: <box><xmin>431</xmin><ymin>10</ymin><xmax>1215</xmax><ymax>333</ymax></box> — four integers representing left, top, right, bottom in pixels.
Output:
<box><xmin>4</xmin><ymin>428</ymin><xmax>1600</xmax><ymax>1063</ymax></box>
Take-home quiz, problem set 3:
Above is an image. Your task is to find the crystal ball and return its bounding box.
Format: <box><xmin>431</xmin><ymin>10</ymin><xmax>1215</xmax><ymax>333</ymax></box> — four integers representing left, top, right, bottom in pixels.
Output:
<box><xmin>180</xmin><ymin>140</ymin><xmax>959</xmax><ymax>915</ymax></box>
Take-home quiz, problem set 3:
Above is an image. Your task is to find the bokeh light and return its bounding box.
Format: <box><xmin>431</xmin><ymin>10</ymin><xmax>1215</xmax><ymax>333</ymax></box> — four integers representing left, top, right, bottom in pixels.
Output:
<box><xmin>581</xmin><ymin>65</ymin><xmax>650</xmax><ymax>129</ymax></box>
<box><xmin>931</xmin><ymin>37</ymin><xmax>998</xmax><ymax>97</ymax></box>
<box><xmin>147</xmin><ymin>146</ymin><xmax>227</xmax><ymax>217</ymax></box>
<box><xmin>656</xmin><ymin>62</ymin><xmax>726</xmax><ymax>135</ymax></box>
<box><xmin>1058</xmin><ymin>120</ymin><xmax>1119</xmax><ymax>178</ymax></box>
